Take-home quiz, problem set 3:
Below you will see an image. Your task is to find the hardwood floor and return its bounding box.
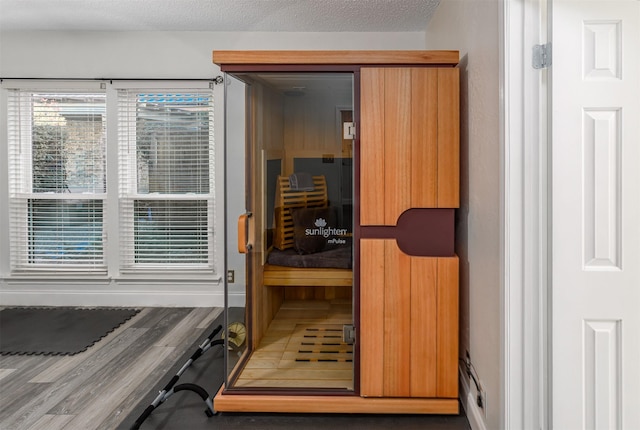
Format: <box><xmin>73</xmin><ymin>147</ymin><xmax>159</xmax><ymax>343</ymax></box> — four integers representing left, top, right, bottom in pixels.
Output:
<box><xmin>0</xmin><ymin>307</ymin><xmax>222</xmax><ymax>430</ymax></box>
<box><xmin>234</xmin><ymin>299</ymin><xmax>354</xmax><ymax>389</ymax></box>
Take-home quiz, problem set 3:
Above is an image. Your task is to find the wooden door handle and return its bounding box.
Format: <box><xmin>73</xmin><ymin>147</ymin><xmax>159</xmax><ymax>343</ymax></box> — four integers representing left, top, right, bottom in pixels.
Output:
<box><xmin>237</xmin><ymin>212</ymin><xmax>253</xmax><ymax>253</ymax></box>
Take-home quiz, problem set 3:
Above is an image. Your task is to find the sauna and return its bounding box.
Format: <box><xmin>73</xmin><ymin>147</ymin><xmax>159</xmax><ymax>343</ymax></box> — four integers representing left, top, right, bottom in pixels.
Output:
<box><xmin>216</xmin><ymin>51</ymin><xmax>460</xmax><ymax>414</ymax></box>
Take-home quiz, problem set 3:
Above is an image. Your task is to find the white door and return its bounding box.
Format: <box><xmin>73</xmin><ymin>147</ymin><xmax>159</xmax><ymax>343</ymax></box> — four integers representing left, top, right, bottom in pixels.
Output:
<box><xmin>552</xmin><ymin>1</ymin><xmax>640</xmax><ymax>428</ymax></box>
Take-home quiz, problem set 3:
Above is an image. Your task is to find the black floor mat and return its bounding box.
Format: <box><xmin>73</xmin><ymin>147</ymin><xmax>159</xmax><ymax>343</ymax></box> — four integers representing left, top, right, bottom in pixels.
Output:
<box><xmin>0</xmin><ymin>307</ymin><xmax>139</xmax><ymax>356</ymax></box>
<box><xmin>120</xmin><ymin>309</ymin><xmax>470</xmax><ymax>430</ymax></box>
<box><xmin>119</xmin><ymin>310</ymin><xmax>227</xmax><ymax>430</ymax></box>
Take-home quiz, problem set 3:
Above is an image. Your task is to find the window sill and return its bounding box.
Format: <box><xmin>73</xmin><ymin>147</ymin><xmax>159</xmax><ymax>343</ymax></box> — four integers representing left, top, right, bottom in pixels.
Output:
<box><xmin>2</xmin><ymin>273</ymin><xmax>223</xmax><ymax>285</ymax></box>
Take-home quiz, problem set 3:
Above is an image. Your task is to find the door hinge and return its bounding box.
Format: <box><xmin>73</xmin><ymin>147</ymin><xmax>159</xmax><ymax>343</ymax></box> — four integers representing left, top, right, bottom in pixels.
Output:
<box><xmin>343</xmin><ymin>324</ymin><xmax>356</xmax><ymax>344</ymax></box>
<box><xmin>343</xmin><ymin>122</ymin><xmax>356</xmax><ymax>139</ymax></box>
<box><xmin>532</xmin><ymin>43</ymin><xmax>552</xmax><ymax>69</ymax></box>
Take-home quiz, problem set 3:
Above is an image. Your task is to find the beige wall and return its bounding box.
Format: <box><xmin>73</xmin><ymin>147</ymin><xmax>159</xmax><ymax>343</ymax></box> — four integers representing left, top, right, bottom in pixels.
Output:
<box><xmin>0</xmin><ymin>31</ymin><xmax>426</xmax><ymax>79</ymax></box>
<box><xmin>0</xmin><ymin>30</ymin><xmax>425</xmax><ymax>306</ymax></box>
<box><xmin>425</xmin><ymin>1</ymin><xmax>501</xmax><ymax>429</ymax></box>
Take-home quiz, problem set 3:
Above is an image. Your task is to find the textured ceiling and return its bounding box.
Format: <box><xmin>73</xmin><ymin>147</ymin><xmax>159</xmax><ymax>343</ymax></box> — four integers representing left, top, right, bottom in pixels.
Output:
<box><xmin>0</xmin><ymin>0</ymin><xmax>441</xmax><ymax>32</ymax></box>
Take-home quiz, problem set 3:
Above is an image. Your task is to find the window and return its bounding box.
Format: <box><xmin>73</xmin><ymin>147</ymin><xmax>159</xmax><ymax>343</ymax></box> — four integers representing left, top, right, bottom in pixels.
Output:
<box><xmin>7</xmin><ymin>90</ymin><xmax>107</xmax><ymax>272</ymax></box>
<box><xmin>5</xmin><ymin>82</ymin><xmax>215</xmax><ymax>276</ymax></box>
<box><xmin>118</xmin><ymin>90</ymin><xmax>214</xmax><ymax>271</ymax></box>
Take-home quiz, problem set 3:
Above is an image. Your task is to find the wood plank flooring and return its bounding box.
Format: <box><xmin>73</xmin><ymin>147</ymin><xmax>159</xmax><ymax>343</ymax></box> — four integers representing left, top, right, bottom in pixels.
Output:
<box><xmin>234</xmin><ymin>299</ymin><xmax>354</xmax><ymax>389</ymax></box>
<box><xmin>0</xmin><ymin>307</ymin><xmax>222</xmax><ymax>430</ymax></box>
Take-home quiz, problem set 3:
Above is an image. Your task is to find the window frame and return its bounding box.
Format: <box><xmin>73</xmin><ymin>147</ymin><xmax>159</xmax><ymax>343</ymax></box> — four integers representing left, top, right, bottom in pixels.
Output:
<box><xmin>2</xmin><ymin>79</ymin><xmax>219</xmax><ymax>280</ymax></box>
<box><xmin>115</xmin><ymin>83</ymin><xmax>216</xmax><ymax>274</ymax></box>
<box><xmin>6</xmin><ymin>81</ymin><xmax>108</xmax><ymax>274</ymax></box>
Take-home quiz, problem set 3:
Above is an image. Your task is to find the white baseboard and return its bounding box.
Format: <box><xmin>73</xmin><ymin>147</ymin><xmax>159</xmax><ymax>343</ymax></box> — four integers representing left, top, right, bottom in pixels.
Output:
<box><xmin>459</xmin><ymin>365</ymin><xmax>488</xmax><ymax>430</ymax></box>
<box><xmin>0</xmin><ymin>289</ymin><xmax>222</xmax><ymax>307</ymax></box>
<box><xmin>0</xmin><ymin>279</ymin><xmax>246</xmax><ymax>308</ymax></box>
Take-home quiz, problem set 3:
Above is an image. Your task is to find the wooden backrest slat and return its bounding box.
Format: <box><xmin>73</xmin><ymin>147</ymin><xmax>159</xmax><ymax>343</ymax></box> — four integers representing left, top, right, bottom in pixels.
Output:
<box><xmin>274</xmin><ymin>175</ymin><xmax>328</xmax><ymax>250</ymax></box>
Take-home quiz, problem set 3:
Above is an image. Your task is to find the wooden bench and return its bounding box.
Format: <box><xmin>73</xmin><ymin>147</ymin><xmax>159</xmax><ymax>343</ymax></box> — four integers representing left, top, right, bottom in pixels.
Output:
<box><xmin>263</xmin><ymin>175</ymin><xmax>352</xmax><ymax>287</ymax></box>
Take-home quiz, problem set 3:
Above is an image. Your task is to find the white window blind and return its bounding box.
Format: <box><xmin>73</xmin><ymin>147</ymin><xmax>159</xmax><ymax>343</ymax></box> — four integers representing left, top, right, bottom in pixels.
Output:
<box><xmin>7</xmin><ymin>89</ymin><xmax>107</xmax><ymax>272</ymax></box>
<box><xmin>117</xmin><ymin>89</ymin><xmax>214</xmax><ymax>271</ymax></box>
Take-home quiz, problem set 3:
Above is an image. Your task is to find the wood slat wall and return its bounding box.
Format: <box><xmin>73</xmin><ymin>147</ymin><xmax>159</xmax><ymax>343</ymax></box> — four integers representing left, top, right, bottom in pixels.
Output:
<box><xmin>383</xmin><ymin>68</ymin><xmax>412</xmax><ymax>226</ymax></box>
<box><xmin>382</xmin><ymin>239</ymin><xmax>412</xmax><ymax>396</ymax></box>
<box><xmin>360</xmin><ymin>68</ymin><xmax>386</xmax><ymax>226</ymax></box>
<box><xmin>410</xmin><ymin>256</ymin><xmax>438</xmax><ymax>397</ymax></box>
<box><xmin>359</xmin><ymin>239</ymin><xmax>385</xmax><ymax>396</ymax></box>
<box><xmin>411</xmin><ymin>68</ymin><xmax>439</xmax><ymax>208</ymax></box>
<box><xmin>437</xmin><ymin>68</ymin><xmax>461</xmax><ymax>208</ymax></box>
<box><xmin>360</xmin><ymin>239</ymin><xmax>459</xmax><ymax>398</ymax></box>
<box><xmin>360</xmin><ymin>67</ymin><xmax>460</xmax><ymax>227</ymax></box>
<box><xmin>436</xmin><ymin>256</ymin><xmax>459</xmax><ymax>397</ymax></box>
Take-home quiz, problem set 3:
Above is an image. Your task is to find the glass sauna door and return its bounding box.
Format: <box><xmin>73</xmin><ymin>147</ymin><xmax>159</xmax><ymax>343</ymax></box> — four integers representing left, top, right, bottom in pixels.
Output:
<box><xmin>224</xmin><ymin>72</ymin><xmax>355</xmax><ymax>392</ymax></box>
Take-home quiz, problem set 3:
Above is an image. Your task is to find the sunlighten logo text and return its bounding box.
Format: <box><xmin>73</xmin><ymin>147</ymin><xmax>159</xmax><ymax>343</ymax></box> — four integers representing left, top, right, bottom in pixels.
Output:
<box><xmin>305</xmin><ymin>217</ymin><xmax>348</xmax><ymax>240</ymax></box>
